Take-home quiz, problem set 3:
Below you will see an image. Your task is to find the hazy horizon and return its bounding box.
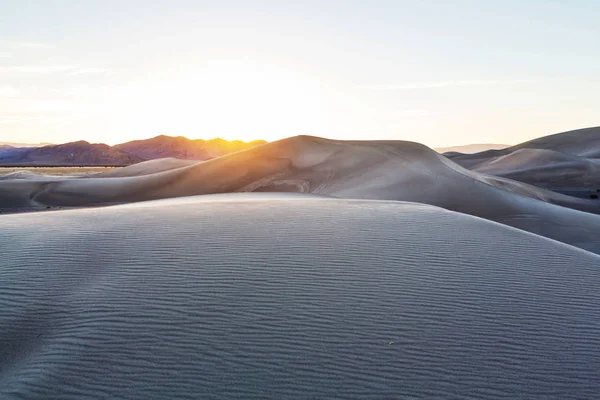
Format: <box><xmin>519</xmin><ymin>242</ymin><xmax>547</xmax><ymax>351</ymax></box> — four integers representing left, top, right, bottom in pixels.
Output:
<box><xmin>0</xmin><ymin>134</ymin><xmax>268</xmax><ymax>147</ymax></box>
<box><xmin>1</xmin><ymin>1</ymin><xmax>599</xmax><ymax>147</ymax></box>
<box><xmin>0</xmin><ymin>132</ymin><xmax>517</xmax><ymax>151</ymax></box>
<box><xmin>1</xmin><ymin>133</ymin><xmax>513</xmax><ymax>148</ymax></box>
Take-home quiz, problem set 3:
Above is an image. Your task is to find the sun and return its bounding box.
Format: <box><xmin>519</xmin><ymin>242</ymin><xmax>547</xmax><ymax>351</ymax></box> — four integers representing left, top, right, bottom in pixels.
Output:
<box><xmin>104</xmin><ymin>61</ymin><xmax>323</xmax><ymax>144</ymax></box>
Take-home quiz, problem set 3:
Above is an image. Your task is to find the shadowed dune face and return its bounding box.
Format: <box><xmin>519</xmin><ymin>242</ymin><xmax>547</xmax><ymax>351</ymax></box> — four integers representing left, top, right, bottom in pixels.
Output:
<box><xmin>450</xmin><ymin>127</ymin><xmax>600</xmax><ymax>166</ymax></box>
<box><xmin>448</xmin><ymin>128</ymin><xmax>600</xmax><ymax>191</ymax></box>
<box><xmin>470</xmin><ymin>149</ymin><xmax>600</xmax><ymax>190</ymax></box>
<box><xmin>509</xmin><ymin>126</ymin><xmax>600</xmax><ymax>157</ymax></box>
<box><xmin>1</xmin><ymin>196</ymin><xmax>600</xmax><ymax>398</ymax></box>
<box><xmin>474</xmin><ymin>148</ymin><xmax>586</xmax><ymax>173</ymax></box>
<box><xmin>1</xmin><ymin>135</ymin><xmax>600</xmax><ymax>253</ymax></box>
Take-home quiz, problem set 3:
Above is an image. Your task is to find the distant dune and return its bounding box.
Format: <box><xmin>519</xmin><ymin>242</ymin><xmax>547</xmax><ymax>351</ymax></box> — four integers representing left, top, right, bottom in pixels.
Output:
<box><xmin>510</xmin><ymin>126</ymin><xmax>600</xmax><ymax>157</ymax></box>
<box><xmin>2</xmin><ymin>195</ymin><xmax>600</xmax><ymax>398</ymax></box>
<box><xmin>1</xmin><ymin>135</ymin><xmax>599</xmax><ymax>254</ymax></box>
<box><xmin>471</xmin><ymin>149</ymin><xmax>600</xmax><ymax>189</ymax></box>
<box><xmin>475</xmin><ymin>148</ymin><xmax>584</xmax><ymax>173</ymax></box>
<box><xmin>449</xmin><ymin>126</ymin><xmax>600</xmax><ymax>191</ymax></box>
<box><xmin>92</xmin><ymin>157</ymin><xmax>197</xmax><ymax>178</ymax></box>
<box><xmin>436</xmin><ymin>143</ymin><xmax>510</xmax><ymax>154</ymax></box>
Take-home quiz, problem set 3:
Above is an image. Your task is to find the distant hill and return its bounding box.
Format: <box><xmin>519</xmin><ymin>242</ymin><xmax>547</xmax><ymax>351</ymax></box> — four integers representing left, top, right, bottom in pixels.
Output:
<box><xmin>0</xmin><ymin>141</ymin><xmax>144</xmax><ymax>166</ymax></box>
<box><xmin>114</xmin><ymin>135</ymin><xmax>211</xmax><ymax>160</ymax></box>
<box><xmin>0</xmin><ymin>135</ymin><xmax>267</xmax><ymax>166</ymax></box>
<box><xmin>114</xmin><ymin>135</ymin><xmax>266</xmax><ymax>160</ymax></box>
<box><xmin>435</xmin><ymin>143</ymin><xmax>510</xmax><ymax>154</ymax></box>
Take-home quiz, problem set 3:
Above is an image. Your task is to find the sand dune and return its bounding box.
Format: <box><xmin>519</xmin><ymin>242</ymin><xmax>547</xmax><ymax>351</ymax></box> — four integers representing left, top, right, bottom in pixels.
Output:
<box><xmin>0</xmin><ymin>135</ymin><xmax>599</xmax><ymax>253</ymax></box>
<box><xmin>450</xmin><ymin>126</ymin><xmax>600</xmax><ymax>165</ymax></box>
<box><xmin>510</xmin><ymin>126</ymin><xmax>600</xmax><ymax>157</ymax></box>
<box><xmin>470</xmin><ymin>149</ymin><xmax>600</xmax><ymax>190</ymax></box>
<box><xmin>474</xmin><ymin>148</ymin><xmax>588</xmax><ymax>173</ymax></box>
<box><xmin>448</xmin><ymin>126</ymin><xmax>600</xmax><ymax>168</ymax></box>
<box><xmin>92</xmin><ymin>157</ymin><xmax>198</xmax><ymax>178</ymax></box>
<box><xmin>1</xmin><ymin>196</ymin><xmax>599</xmax><ymax>398</ymax></box>
<box><xmin>448</xmin><ymin>128</ymin><xmax>600</xmax><ymax>192</ymax></box>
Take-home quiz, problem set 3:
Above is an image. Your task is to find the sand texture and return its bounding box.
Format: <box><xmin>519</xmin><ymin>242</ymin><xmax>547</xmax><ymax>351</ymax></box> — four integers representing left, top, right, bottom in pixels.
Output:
<box><xmin>1</xmin><ymin>196</ymin><xmax>600</xmax><ymax>399</ymax></box>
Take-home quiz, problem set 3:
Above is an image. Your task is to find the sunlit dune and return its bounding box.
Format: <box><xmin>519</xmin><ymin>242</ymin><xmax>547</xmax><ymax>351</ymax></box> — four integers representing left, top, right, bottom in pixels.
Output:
<box><xmin>2</xmin><ymin>132</ymin><xmax>600</xmax><ymax>255</ymax></box>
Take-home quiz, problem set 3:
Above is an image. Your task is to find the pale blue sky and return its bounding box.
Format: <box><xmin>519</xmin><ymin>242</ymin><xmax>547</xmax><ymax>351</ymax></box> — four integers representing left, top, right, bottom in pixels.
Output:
<box><xmin>1</xmin><ymin>0</ymin><xmax>599</xmax><ymax>146</ymax></box>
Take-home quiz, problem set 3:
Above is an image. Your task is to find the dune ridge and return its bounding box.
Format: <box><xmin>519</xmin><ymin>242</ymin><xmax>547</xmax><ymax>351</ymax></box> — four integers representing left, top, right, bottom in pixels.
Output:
<box><xmin>1</xmin><ymin>135</ymin><xmax>599</xmax><ymax>253</ymax></box>
<box><xmin>510</xmin><ymin>126</ymin><xmax>600</xmax><ymax>157</ymax></box>
<box><xmin>447</xmin><ymin>127</ymin><xmax>600</xmax><ymax>191</ymax></box>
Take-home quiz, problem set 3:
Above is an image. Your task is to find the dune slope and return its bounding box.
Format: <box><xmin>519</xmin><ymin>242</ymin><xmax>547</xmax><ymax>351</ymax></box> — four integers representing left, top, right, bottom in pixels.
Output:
<box><xmin>450</xmin><ymin>126</ymin><xmax>600</xmax><ymax>168</ymax></box>
<box><xmin>447</xmin><ymin>128</ymin><xmax>600</xmax><ymax>191</ymax></box>
<box><xmin>1</xmin><ymin>196</ymin><xmax>600</xmax><ymax>399</ymax></box>
<box><xmin>469</xmin><ymin>148</ymin><xmax>600</xmax><ymax>190</ymax></box>
<box><xmin>91</xmin><ymin>157</ymin><xmax>198</xmax><ymax>178</ymax></box>
<box><xmin>474</xmin><ymin>148</ymin><xmax>588</xmax><ymax>173</ymax></box>
<box><xmin>509</xmin><ymin>126</ymin><xmax>600</xmax><ymax>157</ymax></box>
<box><xmin>0</xmin><ymin>136</ymin><xmax>599</xmax><ymax>252</ymax></box>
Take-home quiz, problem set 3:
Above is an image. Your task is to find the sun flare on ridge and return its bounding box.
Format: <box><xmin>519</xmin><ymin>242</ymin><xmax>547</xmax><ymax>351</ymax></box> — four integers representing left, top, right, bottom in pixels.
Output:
<box><xmin>100</xmin><ymin>61</ymin><xmax>323</xmax><ymax>144</ymax></box>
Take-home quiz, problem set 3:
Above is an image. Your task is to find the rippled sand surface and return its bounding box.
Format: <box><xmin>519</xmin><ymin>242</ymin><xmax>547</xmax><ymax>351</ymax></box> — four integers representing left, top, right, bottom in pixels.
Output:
<box><xmin>1</xmin><ymin>195</ymin><xmax>599</xmax><ymax>399</ymax></box>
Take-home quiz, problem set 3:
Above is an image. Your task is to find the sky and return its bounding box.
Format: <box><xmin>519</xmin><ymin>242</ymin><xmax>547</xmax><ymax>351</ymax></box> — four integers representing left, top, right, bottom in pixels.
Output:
<box><xmin>1</xmin><ymin>0</ymin><xmax>599</xmax><ymax>147</ymax></box>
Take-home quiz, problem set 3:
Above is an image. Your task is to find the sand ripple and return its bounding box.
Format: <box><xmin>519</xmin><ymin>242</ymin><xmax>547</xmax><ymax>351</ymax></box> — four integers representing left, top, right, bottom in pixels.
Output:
<box><xmin>1</xmin><ymin>196</ymin><xmax>599</xmax><ymax>398</ymax></box>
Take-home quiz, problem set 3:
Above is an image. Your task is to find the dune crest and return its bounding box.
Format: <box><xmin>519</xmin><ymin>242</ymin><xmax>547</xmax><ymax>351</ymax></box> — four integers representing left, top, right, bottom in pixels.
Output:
<box><xmin>1</xmin><ymin>135</ymin><xmax>599</xmax><ymax>253</ymax></box>
<box><xmin>449</xmin><ymin>126</ymin><xmax>600</xmax><ymax>192</ymax></box>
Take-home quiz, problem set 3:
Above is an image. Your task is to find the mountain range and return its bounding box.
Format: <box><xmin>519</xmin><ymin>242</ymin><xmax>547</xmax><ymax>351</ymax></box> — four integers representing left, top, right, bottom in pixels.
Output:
<box><xmin>0</xmin><ymin>135</ymin><xmax>267</xmax><ymax>166</ymax></box>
